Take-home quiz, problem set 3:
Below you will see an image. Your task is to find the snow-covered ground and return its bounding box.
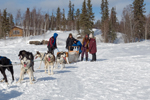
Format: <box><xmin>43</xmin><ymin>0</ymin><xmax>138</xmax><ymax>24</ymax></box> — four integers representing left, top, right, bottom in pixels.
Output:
<box><xmin>0</xmin><ymin>29</ymin><xmax>150</xmax><ymax>100</ymax></box>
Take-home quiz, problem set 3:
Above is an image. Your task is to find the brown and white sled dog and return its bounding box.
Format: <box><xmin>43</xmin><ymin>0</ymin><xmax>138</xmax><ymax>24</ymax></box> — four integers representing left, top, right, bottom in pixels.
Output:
<box><xmin>35</xmin><ymin>51</ymin><xmax>55</xmax><ymax>75</ymax></box>
<box><xmin>34</xmin><ymin>51</ymin><xmax>46</xmax><ymax>69</ymax></box>
<box><xmin>17</xmin><ymin>54</ymin><xmax>35</xmax><ymax>84</ymax></box>
<box><xmin>55</xmin><ymin>52</ymin><xmax>69</xmax><ymax>70</ymax></box>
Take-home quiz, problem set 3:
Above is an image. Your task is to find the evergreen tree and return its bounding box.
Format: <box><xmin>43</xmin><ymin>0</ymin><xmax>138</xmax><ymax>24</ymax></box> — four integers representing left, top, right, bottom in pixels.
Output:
<box><xmin>0</xmin><ymin>10</ymin><xmax>2</xmax><ymax>38</ymax></box>
<box><xmin>67</xmin><ymin>0</ymin><xmax>72</xmax><ymax>30</ymax></box>
<box><xmin>68</xmin><ymin>0</ymin><xmax>72</xmax><ymax>21</ymax></box>
<box><xmin>9</xmin><ymin>14</ymin><xmax>14</xmax><ymax>28</ymax></box>
<box><xmin>100</xmin><ymin>0</ymin><xmax>105</xmax><ymax>23</ymax></box>
<box><xmin>76</xmin><ymin>9</ymin><xmax>80</xmax><ymax>34</ymax></box>
<box><xmin>62</xmin><ymin>9</ymin><xmax>66</xmax><ymax>31</ymax></box>
<box><xmin>50</xmin><ymin>12</ymin><xmax>55</xmax><ymax>30</ymax></box>
<box><xmin>133</xmin><ymin>0</ymin><xmax>146</xmax><ymax>41</ymax></box>
<box><xmin>71</xmin><ymin>4</ymin><xmax>75</xmax><ymax>21</ymax></box>
<box><xmin>100</xmin><ymin>0</ymin><xmax>109</xmax><ymax>42</ymax></box>
<box><xmin>24</xmin><ymin>8</ymin><xmax>30</xmax><ymax>36</ymax></box>
<box><xmin>87</xmin><ymin>0</ymin><xmax>95</xmax><ymax>33</ymax></box>
<box><xmin>56</xmin><ymin>7</ymin><xmax>61</xmax><ymax>30</ymax></box>
<box><xmin>109</xmin><ymin>7</ymin><xmax>117</xmax><ymax>43</ymax></box>
<box><xmin>2</xmin><ymin>9</ymin><xmax>10</xmax><ymax>38</ymax></box>
<box><xmin>80</xmin><ymin>0</ymin><xmax>89</xmax><ymax>35</ymax></box>
<box><xmin>104</xmin><ymin>0</ymin><xmax>109</xmax><ymax>20</ymax></box>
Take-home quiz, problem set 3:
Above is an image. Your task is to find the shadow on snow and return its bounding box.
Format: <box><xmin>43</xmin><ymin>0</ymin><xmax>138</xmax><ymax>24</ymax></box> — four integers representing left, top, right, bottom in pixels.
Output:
<box><xmin>0</xmin><ymin>90</ymin><xmax>23</xmax><ymax>100</ymax></box>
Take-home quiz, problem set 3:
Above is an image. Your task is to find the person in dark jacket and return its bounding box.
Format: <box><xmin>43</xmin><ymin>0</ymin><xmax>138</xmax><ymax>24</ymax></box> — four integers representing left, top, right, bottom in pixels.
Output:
<box><xmin>72</xmin><ymin>40</ymin><xmax>82</xmax><ymax>54</ymax></box>
<box><xmin>81</xmin><ymin>34</ymin><xmax>89</xmax><ymax>61</ymax></box>
<box><xmin>47</xmin><ymin>33</ymin><xmax>58</xmax><ymax>54</ymax></box>
<box><xmin>89</xmin><ymin>33</ymin><xmax>97</xmax><ymax>61</ymax></box>
<box><xmin>66</xmin><ymin>33</ymin><xmax>76</xmax><ymax>51</ymax></box>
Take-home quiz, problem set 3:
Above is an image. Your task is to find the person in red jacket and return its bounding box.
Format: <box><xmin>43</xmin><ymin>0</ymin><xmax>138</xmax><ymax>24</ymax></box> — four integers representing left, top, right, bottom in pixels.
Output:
<box><xmin>89</xmin><ymin>33</ymin><xmax>97</xmax><ymax>61</ymax></box>
<box><xmin>47</xmin><ymin>33</ymin><xmax>58</xmax><ymax>54</ymax></box>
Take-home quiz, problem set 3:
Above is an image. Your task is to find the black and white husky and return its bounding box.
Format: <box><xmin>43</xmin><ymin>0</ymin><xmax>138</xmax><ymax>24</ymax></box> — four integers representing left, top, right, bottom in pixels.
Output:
<box><xmin>0</xmin><ymin>56</ymin><xmax>14</xmax><ymax>84</ymax></box>
<box><xmin>35</xmin><ymin>51</ymin><xmax>55</xmax><ymax>75</ymax></box>
<box><xmin>18</xmin><ymin>50</ymin><xmax>34</xmax><ymax>72</ymax></box>
<box><xmin>55</xmin><ymin>52</ymin><xmax>69</xmax><ymax>70</ymax></box>
<box><xmin>17</xmin><ymin>52</ymin><xmax>35</xmax><ymax>84</ymax></box>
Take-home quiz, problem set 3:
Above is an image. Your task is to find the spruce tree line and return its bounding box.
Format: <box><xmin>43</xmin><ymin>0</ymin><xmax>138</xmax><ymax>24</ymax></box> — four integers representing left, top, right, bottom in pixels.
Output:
<box><xmin>98</xmin><ymin>0</ymin><xmax>147</xmax><ymax>43</ymax></box>
<box><xmin>0</xmin><ymin>9</ymin><xmax>14</xmax><ymax>39</ymax></box>
<box><xmin>0</xmin><ymin>0</ymin><xmax>149</xmax><ymax>43</ymax></box>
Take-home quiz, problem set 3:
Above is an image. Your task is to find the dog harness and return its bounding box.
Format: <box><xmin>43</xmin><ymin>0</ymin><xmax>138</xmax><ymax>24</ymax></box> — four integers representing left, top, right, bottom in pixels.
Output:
<box><xmin>42</xmin><ymin>53</ymin><xmax>46</xmax><ymax>61</ymax></box>
<box><xmin>0</xmin><ymin>56</ymin><xmax>12</xmax><ymax>65</ymax></box>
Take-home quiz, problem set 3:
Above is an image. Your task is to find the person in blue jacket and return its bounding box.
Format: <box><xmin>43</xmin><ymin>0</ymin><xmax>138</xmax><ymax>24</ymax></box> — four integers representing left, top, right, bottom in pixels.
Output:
<box><xmin>72</xmin><ymin>40</ymin><xmax>82</xmax><ymax>54</ymax></box>
<box><xmin>47</xmin><ymin>33</ymin><xmax>58</xmax><ymax>54</ymax></box>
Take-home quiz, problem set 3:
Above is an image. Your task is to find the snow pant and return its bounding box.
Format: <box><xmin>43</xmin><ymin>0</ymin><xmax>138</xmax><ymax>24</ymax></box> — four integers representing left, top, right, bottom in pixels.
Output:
<box><xmin>81</xmin><ymin>48</ymin><xmax>88</xmax><ymax>58</ymax></box>
<box><xmin>92</xmin><ymin>53</ymin><xmax>96</xmax><ymax>61</ymax></box>
<box><xmin>47</xmin><ymin>46</ymin><xmax>54</xmax><ymax>54</ymax></box>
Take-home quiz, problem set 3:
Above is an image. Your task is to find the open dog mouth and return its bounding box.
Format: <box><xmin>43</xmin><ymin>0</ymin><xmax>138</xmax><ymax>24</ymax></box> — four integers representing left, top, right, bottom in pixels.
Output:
<box><xmin>24</xmin><ymin>62</ymin><xmax>28</xmax><ymax>67</ymax></box>
<box><xmin>35</xmin><ymin>56</ymin><xmax>38</xmax><ymax>59</ymax></box>
<box><xmin>63</xmin><ymin>57</ymin><xmax>66</xmax><ymax>60</ymax></box>
<box><xmin>47</xmin><ymin>57</ymin><xmax>51</xmax><ymax>61</ymax></box>
<box><xmin>48</xmin><ymin>57</ymin><xmax>51</xmax><ymax>61</ymax></box>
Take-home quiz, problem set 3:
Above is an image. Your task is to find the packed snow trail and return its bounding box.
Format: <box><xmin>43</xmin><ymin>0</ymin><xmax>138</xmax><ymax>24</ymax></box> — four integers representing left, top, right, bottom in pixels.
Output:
<box><xmin>0</xmin><ymin>30</ymin><xmax>150</xmax><ymax>100</ymax></box>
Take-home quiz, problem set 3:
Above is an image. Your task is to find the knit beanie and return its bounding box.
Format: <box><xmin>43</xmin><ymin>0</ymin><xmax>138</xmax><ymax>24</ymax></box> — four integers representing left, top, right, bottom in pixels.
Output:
<box><xmin>89</xmin><ymin>33</ymin><xmax>93</xmax><ymax>38</ymax></box>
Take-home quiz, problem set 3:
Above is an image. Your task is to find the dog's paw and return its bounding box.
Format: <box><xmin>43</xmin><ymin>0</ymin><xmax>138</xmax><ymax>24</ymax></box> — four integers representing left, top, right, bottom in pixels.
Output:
<box><xmin>30</xmin><ymin>82</ymin><xmax>34</xmax><ymax>84</ymax></box>
<box><xmin>61</xmin><ymin>68</ymin><xmax>63</xmax><ymax>70</ymax></box>
<box><xmin>6</xmin><ymin>82</ymin><xmax>9</xmax><ymax>85</ymax></box>
<box><xmin>16</xmin><ymin>81</ymin><xmax>20</xmax><ymax>84</ymax></box>
<box><xmin>0</xmin><ymin>80</ymin><xmax>4</xmax><ymax>82</ymax></box>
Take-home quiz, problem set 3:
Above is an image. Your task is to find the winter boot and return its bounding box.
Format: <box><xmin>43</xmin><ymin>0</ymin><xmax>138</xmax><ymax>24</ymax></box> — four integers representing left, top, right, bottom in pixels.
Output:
<box><xmin>93</xmin><ymin>53</ymin><xmax>96</xmax><ymax>61</ymax></box>
<box><xmin>81</xmin><ymin>57</ymin><xmax>83</xmax><ymax>61</ymax></box>
<box><xmin>90</xmin><ymin>54</ymin><xmax>94</xmax><ymax>62</ymax></box>
<box><xmin>86</xmin><ymin>57</ymin><xmax>88</xmax><ymax>61</ymax></box>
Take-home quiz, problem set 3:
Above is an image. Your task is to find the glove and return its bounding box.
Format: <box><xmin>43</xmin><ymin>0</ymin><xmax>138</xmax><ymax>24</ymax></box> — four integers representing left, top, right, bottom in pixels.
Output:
<box><xmin>52</xmin><ymin>46</ymin><xmax>55</xmax><ymax>49</ymax></box>
<box><xmin>89</xmin><ymin>50</ymin><xmax>91</xmax><ymax>52</ymax></box>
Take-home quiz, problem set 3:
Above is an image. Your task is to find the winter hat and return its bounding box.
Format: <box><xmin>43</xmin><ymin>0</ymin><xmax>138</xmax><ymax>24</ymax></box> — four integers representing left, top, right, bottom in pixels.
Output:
<box><xmin>53</xmin><ymin>33</ymin><xmax>58</xmax><ymax>46</ymax></box>
<box><xmin>89</xmin><ymin>33</ymin><xmax>93</xmax><ymax>38</ymax></box>
<box><xmin>53</xmin><ymin>33</ymin><xmax>58</xmax><ymax>38</ymax></box>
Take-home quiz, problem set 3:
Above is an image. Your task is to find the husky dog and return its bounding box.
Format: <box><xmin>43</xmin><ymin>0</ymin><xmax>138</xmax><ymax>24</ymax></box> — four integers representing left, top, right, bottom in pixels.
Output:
<box><xmin>35</xmin><ymin>51</ymin><xmax>55</xmax><ymax>75</ymax></box>
<box><xmin>55</xmin><ymin>52</ymin><xmax>69</xmax><ymax>70</ymax></box>
<box><xmin>18</xmin><ymin>50</ymin><xmax>34</xmax><ymax>72</ymax></box>
<box><xmin>34</xmin><ymin>51</ymin><xmax>46</xmax><ymax>69</ymax></box>
<box><xmin>0</xmin><ymin>56</ymin><xmax>14</xmax><ymax>84</ymax></box>
<box><xmin>44</xmin><ymin>53</ymin><xmax>55</xmax><ymax>75</ymax></box>
<box><xmin>17</xmin><ymin>54</ymin><xmax>35</xmax><ymax>84</ymax></box>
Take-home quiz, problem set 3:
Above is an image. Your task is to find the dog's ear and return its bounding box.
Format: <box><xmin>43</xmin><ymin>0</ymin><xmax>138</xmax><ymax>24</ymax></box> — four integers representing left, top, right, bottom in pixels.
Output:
<box><xmin>36</xmin><ymin>51</ymin><xmax>40</xmax><ymax>54</ymax></box>
<box><xmin>29</xmin><ymin>55</ymin><xmax>31</xmax><ymax>59</ymax></box>
<box><xmin>22</xmin><ymin>51</ymin><xmax>26</xmax><ymax>55</ymax></box>
<box><xmin>20</xmin><ymin>55</ymin><xmax>23</xmax><ymax>59</ymax></box>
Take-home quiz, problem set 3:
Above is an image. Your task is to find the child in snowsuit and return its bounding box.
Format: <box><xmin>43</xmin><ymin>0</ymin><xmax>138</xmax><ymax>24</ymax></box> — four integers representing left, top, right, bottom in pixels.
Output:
<box><xmin>81</xmin><ymin>34</ymin><xmax>89</xmax><ymax>61</ymax></box>
<box><xmin>72</xmin><ymin>40</ymin><xmax>82</xmax><ymax>54</ymax></box>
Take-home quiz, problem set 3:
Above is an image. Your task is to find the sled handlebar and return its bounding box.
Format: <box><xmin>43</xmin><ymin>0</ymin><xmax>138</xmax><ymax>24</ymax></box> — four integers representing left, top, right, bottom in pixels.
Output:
<box><xmin>69</xmin><ymin>46</ymin><xmax>80</xmax><ymax>52</ymax></box>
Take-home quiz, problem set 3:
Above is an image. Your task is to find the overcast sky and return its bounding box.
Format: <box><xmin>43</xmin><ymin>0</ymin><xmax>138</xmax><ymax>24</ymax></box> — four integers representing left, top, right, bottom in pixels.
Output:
<box><xmin>0</xmin><ymin>0</ymin><xmax>150</xmax><ymax>22</ymax></box>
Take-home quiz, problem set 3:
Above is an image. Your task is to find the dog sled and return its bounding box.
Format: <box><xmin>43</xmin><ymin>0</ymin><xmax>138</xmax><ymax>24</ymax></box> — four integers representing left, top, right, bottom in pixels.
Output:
<box><xmin>68</xmin><ymin>46</ymin><xmax>80</xmax><ymax>63</ymax></box>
